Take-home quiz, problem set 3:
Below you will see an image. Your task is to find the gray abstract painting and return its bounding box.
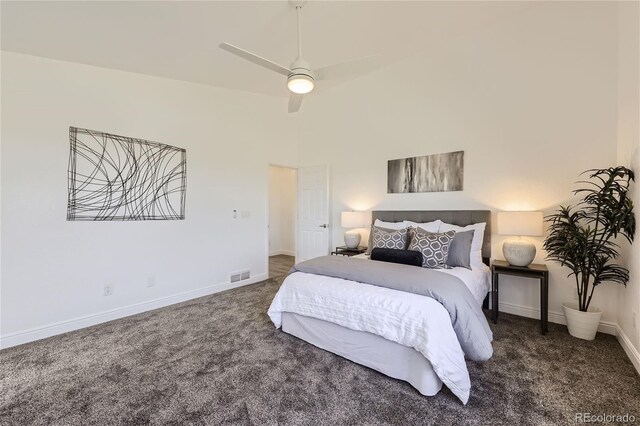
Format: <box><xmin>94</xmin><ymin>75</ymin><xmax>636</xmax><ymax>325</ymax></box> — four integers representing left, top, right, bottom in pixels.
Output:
<box><xmin>387</xmin><ymin>151</ymin><xmax>464</xmax><ymax>193</ymax></box>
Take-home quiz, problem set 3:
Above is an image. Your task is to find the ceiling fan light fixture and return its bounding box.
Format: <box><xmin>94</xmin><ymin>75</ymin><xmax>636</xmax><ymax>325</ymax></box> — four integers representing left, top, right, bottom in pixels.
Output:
<box><xmin>287</xmin><ymin>74</ymin><xmax>314</xmax><ymax>94</ymax></box>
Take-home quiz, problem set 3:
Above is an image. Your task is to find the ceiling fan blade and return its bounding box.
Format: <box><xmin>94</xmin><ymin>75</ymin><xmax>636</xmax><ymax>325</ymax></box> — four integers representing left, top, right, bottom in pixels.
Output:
<box><xmin>219</xmin><ymin>42</ymin><xmax>291</xmax><ymax>77</ymax></box>
<box><xmin>288</xmin><ymin>93</ymin><xmax>304</xmax><ymax>113</ymax></box>
<box><xmin>315</xmin><ymin>55</ymin><xmax>384</xmax><ymax>81</ymax></box>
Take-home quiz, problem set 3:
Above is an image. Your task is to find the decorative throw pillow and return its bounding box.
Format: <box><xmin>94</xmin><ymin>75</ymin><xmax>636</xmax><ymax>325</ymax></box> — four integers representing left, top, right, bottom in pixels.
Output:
<box><xmin>408</xmin><ymin>229</ymin><xmax>456</xmax><ymax>268</ymax></box>
<box><xmin>446</xmin><ymin>230</ymin><xmax>475</xmax><ymax>269</ymax></box>
<box><xmin>370</xmin><ymin>248</ymin><xmax>423</xmax><ymax>267</ymax></box>
<box><xmin>371</xmin><ymin>226</ymin><xmax>408</xmax><ymax>251</ymax></box>
<box><xmin>440</xmin><ymin>222</ymin><xmax>486</xmax><ymax>267</ymax></box>
<box><xmin>367</xmin><ymin>220</ymin><xmax>408</xmax><ymax>254</ymax></box>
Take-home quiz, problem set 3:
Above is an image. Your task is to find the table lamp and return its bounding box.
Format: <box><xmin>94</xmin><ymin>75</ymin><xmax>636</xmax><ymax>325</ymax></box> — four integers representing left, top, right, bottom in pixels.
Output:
<box><xmin>341</xmin><ymin>211</ymin><xmax>366</xmax><ymax>249</ymax></box>
<box><xmin>497</xmin><ymin>211</ymin><xmax>544</xmax><ymax>267</ymax></box>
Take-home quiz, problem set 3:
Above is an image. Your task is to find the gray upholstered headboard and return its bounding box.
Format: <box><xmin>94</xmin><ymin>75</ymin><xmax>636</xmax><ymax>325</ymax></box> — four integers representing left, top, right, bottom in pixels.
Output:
<box><xmin>370</xmin><ymin>210</ymin><xmax>492</xmax><ymax>263</ymax></box>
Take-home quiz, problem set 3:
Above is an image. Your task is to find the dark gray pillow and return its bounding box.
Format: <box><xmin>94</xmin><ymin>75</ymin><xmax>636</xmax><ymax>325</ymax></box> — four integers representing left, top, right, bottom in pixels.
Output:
<box><xmin>408</xmin><ymin>228</ymin><xmax>456</xmax><ymax>268</ymax></box>
<box><xmin>370</xmin><ymin>248</ymin><xmax>423</xmax><ymax>267</ymax></box>
<box><xmin>446</xmin><ymin>230</ymin><xmax>475</xmax><ymax>269</ymax></box>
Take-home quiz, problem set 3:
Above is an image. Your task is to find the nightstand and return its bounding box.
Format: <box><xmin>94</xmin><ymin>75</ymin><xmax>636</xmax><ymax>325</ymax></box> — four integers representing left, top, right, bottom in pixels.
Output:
<box><xmin>331</xmin><ymin>246</ymin><xmax>367</xmax><ymax>256</ymax></box>
<box><xmin>491</xmin><ymin>260</ymin><xmax>549</xmax><ymax>335</ymax></box>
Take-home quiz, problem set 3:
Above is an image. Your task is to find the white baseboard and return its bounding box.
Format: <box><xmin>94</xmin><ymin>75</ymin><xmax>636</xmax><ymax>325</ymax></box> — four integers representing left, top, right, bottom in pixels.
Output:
<box><xmin>269</xmin><ymin>250</ymin><xmax>295</xmax><ymax>257</ymax></box>
<box><xmin>616</xmin><ymin>325</ymin><xmax>640</xmax><ymax>374</ymax></box>
<box><xmin>0</xmin><ymin>273</ymin><xmax>267</xmax><ymax>350</ymax></box>
<box><xmin>498</xmin><ymin>301</ymin><xmax>618</xmax><ymax>335</ymax></box>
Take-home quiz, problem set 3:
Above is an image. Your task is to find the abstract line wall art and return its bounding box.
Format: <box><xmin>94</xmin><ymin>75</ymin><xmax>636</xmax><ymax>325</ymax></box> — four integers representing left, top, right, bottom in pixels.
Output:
<box><xmin>387</xmin><ymin>151</ymin><xmax>464</xmax><ymax>193</ymax></box>
<box><xmin>67</xmin><ymin>127</ymin><xmax>186</xmax><ymax>221</ymax></box>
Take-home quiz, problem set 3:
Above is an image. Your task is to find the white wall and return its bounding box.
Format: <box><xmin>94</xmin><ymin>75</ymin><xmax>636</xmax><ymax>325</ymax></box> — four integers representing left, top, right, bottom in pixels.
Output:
<box><xmin>0</xmin><ymin>52</ymin><xmax>298</xmax><ymax>347</ymax></box>
<box><xmin>616</xmin><ymin>1</ymin><xmax>640</xmax><ymax>365</ymax></box>
<box><xmin>268</xmin><ymin>166</ymin><xmax>296</xmax><ymax>257</ymax></box>
<box><xmin>297</xmin><ymin>2</ymin><xmax>621</xmax><ymax>327</ymax></box>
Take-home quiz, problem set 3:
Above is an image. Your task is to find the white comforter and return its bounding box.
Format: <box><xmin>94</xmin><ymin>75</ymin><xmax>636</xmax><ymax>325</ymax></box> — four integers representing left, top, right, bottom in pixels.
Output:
<box><xmin>268</xmin><ymin>271</ymin><xmax>474</xmax><ymax>404</ymax></box>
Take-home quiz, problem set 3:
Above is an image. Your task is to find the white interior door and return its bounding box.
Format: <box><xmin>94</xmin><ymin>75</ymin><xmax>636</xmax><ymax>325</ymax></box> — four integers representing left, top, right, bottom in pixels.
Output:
<box><xmin>297</xmin><ymin>166</ymin><xmax>329</xmax><ymax>261</ymax></box>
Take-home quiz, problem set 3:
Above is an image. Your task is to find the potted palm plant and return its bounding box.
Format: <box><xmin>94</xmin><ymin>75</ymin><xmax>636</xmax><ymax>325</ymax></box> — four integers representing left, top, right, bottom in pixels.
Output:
<box><xmin>544</xmin><ymin>166</ymin><xmax>635</xmax><ymax>340</ymax></box>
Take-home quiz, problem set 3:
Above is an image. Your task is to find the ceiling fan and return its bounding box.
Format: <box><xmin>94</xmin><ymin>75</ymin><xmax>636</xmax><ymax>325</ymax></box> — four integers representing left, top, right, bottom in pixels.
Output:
<box><xmin>219</xmin><ymin>0</ymin><xmax>381</xmax><ymax>113</ymax></box>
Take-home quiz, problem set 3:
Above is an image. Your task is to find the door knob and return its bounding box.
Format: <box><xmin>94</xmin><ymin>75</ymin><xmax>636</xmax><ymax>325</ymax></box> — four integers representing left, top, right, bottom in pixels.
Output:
<box><xmin>318</xmin><ymin>224</ymin><xmax>328</xmax><ymax>228</ymax></box>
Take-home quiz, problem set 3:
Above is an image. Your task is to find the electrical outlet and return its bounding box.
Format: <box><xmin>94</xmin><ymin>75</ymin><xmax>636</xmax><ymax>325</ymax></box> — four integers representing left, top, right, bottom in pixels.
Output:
<box><xmin>147</xmin><ymin>276</ymin><xmax>156</xmax><ymax>288</ymax></box>
<box><xmin>103</xmin><ymin>284</ymin><xmax>113</xmax><ymax>296</ymax></box>
<box><xmin>633</xmin><ymin>311</ymin><xmax>638</xmax><ymax>329</ymax></box>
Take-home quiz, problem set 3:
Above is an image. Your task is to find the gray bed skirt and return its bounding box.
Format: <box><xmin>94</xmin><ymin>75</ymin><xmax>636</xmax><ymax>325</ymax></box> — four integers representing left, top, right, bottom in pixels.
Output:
<box><xmin>281</xmin><ymin>312</ymin><xmax>443</xmax><ymax>396</ymax></box>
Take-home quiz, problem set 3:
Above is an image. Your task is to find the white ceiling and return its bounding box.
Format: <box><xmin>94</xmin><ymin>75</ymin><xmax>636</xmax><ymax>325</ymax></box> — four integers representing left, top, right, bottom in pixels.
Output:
<box><xmin>1</xmin><ymin>1</ymin><xmax>535</xmax><ymax>97</ymax></box>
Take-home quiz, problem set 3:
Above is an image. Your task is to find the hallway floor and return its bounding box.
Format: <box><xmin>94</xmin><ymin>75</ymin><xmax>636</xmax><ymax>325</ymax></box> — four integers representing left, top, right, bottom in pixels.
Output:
<box><xmin>268</xmin><ymin>255</ymin><xmax>295</xmax><ymax>278</ymax></box>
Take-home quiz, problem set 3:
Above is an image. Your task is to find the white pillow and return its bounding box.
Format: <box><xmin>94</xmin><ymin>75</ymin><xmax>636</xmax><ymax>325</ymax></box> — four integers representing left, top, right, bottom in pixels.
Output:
<box><xmin>403</xmin><ymin>220</ymin><xmax>442</xmax><ymax>233</ymax></box>
<box><xmin>374</xmin><ymin>219</ymin><xmax>407</xmax><ymax>230</ymax></box>
<box><xmin>440</xmin><ymin>222</ymin><xmax>487</xmax><ymax>266</ymax></box>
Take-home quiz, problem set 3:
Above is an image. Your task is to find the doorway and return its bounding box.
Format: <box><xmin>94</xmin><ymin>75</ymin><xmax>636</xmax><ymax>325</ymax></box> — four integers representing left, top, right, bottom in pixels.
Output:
<box><xmin>268</xmin><ymin>165</ymin><xmax>297</xmax><ymax>278</ymax></box>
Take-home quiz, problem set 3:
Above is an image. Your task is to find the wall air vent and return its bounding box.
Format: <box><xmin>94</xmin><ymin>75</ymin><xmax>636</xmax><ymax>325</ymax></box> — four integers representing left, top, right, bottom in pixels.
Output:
<box><xmin>230</xmin><ymin>270</ymin><xmax>250</xmax><ymax>283</ymax></box>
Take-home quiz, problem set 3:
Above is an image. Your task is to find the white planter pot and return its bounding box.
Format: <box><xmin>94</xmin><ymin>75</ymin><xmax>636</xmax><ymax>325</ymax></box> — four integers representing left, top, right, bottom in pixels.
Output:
<box><xmin>562</xmin><ymin>302</ymin><xmax>602</xmax><ymax>341</ymax></box>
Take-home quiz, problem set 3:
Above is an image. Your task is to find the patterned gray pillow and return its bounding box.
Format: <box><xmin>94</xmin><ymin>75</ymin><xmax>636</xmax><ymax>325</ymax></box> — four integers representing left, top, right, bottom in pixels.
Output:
<box><xmin>408</xmin><ymin>228</ymin><xmax>456</xmax><ymax>268</ymax></box>
<box><xmin>371</xmin><ymin>226</ymin><xmax>408</xmax><ymax>250</ymax></box>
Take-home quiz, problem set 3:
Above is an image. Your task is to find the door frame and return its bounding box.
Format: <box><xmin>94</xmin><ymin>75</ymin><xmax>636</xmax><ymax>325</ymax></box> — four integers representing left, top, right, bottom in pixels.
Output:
<box><xmin>266</xmin><ymin>164</ymin><xmax>298</xmax><ymax>278</ymax></box>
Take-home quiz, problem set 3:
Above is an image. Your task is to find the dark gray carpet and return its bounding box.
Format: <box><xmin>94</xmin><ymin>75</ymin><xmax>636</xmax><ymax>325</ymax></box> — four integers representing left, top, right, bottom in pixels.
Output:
<box><xmin>1</xmin><ymin>276</ymin><xmax>638</xmax><ymax>425</ymax></box>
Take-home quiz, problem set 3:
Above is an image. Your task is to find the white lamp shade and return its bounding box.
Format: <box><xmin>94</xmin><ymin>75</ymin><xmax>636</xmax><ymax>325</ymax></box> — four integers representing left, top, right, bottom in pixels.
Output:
<box><xmin>497</xmin><ymin>211</ymin><xmax>544</xmax><ymax>236</ymax></box>
<box><xmin>341</xmin><ymin>211</ymin><xmax>365</xmax><ymax>228</ymax></box>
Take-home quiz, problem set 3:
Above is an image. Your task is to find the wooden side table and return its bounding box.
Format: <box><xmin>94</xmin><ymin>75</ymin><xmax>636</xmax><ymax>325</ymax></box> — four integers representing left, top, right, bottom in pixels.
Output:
<box><xmin>491</xmin><ymin>260</ymin><xmax>549</xmax><ymax>335</ymax></box>
<box><xmin>331</xmin><ymin>246</ymin><xmax>367</xmax><ymax>256</ymax></box>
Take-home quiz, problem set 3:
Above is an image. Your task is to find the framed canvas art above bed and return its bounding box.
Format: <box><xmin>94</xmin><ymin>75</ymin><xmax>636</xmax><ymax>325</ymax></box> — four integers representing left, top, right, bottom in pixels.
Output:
<box><xmin>387</xmin><ymin>151</ymin><xmax>464</xmax><ymax>193</ymax></box>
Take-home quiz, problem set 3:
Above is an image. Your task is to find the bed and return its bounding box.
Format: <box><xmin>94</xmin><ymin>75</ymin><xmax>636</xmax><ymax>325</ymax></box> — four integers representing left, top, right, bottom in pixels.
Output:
<box><xmin>268</xmin><ymin>210</ymin><xmax>493</xmax><ymax>404</ymax></box>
